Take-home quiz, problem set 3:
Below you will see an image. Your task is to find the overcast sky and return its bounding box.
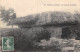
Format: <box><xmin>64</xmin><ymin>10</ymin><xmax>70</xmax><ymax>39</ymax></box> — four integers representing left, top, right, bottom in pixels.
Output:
<box><xmin>0</xmin><ymin>0</ymin><xmax>80</xmax><ymax>28</ymax></box>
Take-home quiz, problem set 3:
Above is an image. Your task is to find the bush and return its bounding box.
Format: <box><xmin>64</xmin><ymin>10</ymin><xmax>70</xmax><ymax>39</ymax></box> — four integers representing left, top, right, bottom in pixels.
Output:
<box><xmin>36</xmin><ymin>38</ymin><xmax>62</xmax><ymax>51</ymax></box>
<box><xmin>4</xmin><ymin>28</ymin><xmax>51</xmax><ymax>51</ymax></box>
<box><xmin>4</xmin><ymin>29</ymin><xmax>35</xmax><ymax>51</ymax></box>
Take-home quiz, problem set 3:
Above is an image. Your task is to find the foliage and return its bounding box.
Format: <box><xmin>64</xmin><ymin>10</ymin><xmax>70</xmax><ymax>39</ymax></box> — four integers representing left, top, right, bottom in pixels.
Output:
<box><xmin>0</xmin><ymin>7</ymin><xmax>16</xmax><ymax>23</ymax></box>
<box><xmin>1</xmin><ymin>28</ymin><xmax>51</xmax><ymax>51</ymax></box>
<box><xmin>36</xmin><ymin>38</ymin><xmax>62</xmax><ymax>51</ymax></box>
<box><xmin>5</xmin><ymin>29</ymin><xmax>34</xmax><ymax>51</ymax></box>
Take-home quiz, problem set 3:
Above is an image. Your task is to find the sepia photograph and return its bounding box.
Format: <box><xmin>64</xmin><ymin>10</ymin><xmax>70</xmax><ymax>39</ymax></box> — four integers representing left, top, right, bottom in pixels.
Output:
<box><xmin>0</xmin><ymin>0</ymin><xmax>80</xmax><ymax>52</ymax></box>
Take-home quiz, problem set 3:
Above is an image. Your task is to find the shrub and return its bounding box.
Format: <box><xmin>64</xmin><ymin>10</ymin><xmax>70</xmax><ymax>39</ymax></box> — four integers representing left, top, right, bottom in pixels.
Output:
<box><xmin>36</xmin><ymin>38</ymin><xmax>62</xmax><ymax>51</ymax></box>
<box><xmin>5</xmin><ymin>29</ymin><xmax>35</xmax><ymax>51</ymax></box>
<box><xmin>3</xmin><ymin>28</ymin><xmax>51</xmax><ymax>51</ymax></box>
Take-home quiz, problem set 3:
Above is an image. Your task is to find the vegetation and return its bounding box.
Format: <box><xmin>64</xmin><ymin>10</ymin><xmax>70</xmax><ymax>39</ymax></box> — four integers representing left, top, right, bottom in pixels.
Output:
<box><xmin>0</xmin><ymin>6</ymin><xmax>16</xmax><ymax>28</ymax></box>
<box><xmin>0</xmin><ymin>28</ymin><xmax>51</xmax><ymax>51</ymax></box>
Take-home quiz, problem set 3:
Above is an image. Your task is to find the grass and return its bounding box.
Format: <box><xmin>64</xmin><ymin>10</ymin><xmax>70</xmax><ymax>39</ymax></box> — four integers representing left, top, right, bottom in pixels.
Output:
<box><xmin>0</xmin><ymin>28</ymin><xmax>62</xmax><ymax>52</ymax></box>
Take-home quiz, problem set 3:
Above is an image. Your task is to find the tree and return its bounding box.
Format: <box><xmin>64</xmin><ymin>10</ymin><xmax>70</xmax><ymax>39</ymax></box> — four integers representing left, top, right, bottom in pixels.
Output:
<box><xmin>0</xmin><ymin>6</ymin><xmax>16</xmax><ymax>28</ymax></box>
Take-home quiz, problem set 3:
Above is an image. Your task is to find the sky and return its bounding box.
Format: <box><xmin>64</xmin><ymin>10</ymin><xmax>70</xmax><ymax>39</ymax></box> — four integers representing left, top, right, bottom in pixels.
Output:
<box><xmin>0</xmin><ymin>0</ymin><xmax>80</xmax><ymax>28</ymax></box>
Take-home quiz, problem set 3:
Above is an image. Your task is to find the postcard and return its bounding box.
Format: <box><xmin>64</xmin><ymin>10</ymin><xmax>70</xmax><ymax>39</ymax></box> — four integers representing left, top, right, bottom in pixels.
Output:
<box><xmin>0</xmin><ymin>0</ymin><xmax>80</xmax><ymax>52</ymax></box>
